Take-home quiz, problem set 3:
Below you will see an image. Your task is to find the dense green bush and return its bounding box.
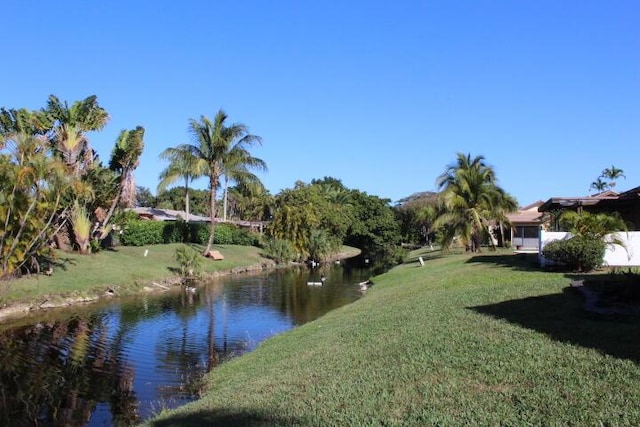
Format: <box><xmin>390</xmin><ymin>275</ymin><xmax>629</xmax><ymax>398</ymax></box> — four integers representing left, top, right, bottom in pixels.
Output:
<box><xmin>542</xmin><ymin>236</ymin><xmax>606</xmax><ymax>272</ymax></box>
<box><xmin>120</xmin><ymin>220</ymin><xmax>166</xmax><ymax>246</ymax></box>
<box><xmin>263</xmin><ymin>238</ymin><xmax>295</xmax><ymax>264</ymax></box>
<box><xmin>120</xmin><ymin>219</ymin><xmax>260</xmax><ymax>247</ymax></box>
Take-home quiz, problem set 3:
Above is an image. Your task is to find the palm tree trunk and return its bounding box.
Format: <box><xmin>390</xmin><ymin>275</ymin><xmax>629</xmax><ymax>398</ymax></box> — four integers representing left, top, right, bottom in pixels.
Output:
<box><xmin>102</xmin><ymin>185</ymin><xmax>123</xmax><ymax>232</ymax></box>
<box><xmin>223</xmin><ymin>177</ymin><xmax>228</xmax><ymax>222</ymax></box>
<box><xmin>184</xmin><ymin>177</ymin><xmax>190</xmax><ymax>223</ymax></box>
<box><xmin>204</xmin><ymin>180</ymin><xmax>216</xmax><ymax>255</ymax></box>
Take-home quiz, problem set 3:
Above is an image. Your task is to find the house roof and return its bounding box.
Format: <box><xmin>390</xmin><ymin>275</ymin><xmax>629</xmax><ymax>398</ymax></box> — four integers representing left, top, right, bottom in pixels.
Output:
<box><xmin>129</xmin><ymin>207</ymin><xmax>210</xmax><ymax>222</ymax></box>
<box><xmin>520</xmin><ymin>200</ymin><xmax>545</xmax><ymax>211</ymax></box>
<box><xmin>127</xmin><ymin>207</ymin><xmax>269</xmax><ymax>229</ymax></box>
<box><xmin>618</xmin><ymin>186</ymin><xmax>640</xmax><ymax>199</ymax></box>
<box><xmin>506</xmin><ymin>207</ymin><xmax>544</xmax><ymax>225</ymax></box>
<box><xmin>538</xmin><ymin>186</ymin><xmax>640</xmax><ymax>212</ymax></box>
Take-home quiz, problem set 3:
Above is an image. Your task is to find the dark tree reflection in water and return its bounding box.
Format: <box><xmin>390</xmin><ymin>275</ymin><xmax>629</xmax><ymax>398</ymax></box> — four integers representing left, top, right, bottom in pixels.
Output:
<box><xmin>0</xmin><ymin>262</ymin><xmax>370</xmax><ymax>426</ymax></box>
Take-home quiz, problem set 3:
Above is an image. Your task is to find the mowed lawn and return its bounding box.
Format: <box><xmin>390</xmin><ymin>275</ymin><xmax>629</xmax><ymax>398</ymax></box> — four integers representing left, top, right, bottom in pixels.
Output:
<box><xmin>147</xmin><ymin>249</ymin><xmax>640</xmax><ymax>426</ymax></box>
<box><xmin>1</xmin><ymin>244</ymin><xmax>270</xmax><ymax>304</ymax></box>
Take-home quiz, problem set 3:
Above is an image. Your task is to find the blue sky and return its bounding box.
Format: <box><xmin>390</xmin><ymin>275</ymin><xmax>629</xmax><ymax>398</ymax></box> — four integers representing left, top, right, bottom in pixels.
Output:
<box><xmin>4</xmin><ymin>1</ymin><xmax>639</xmax><ymax>205</ymax></box>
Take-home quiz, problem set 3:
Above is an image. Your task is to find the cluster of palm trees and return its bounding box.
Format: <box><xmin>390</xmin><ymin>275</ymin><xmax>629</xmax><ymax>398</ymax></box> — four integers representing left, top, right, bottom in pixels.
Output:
<box><xmin>590</xmin><ymin>165</ymin><xmax>626</xmax><ymax>194</ymax></box>
<box><xmin>157</xmin><ymin>110</ymin><xmax>267</xmax><ymax>255</ymax></box>
<box><xmin>0</xmin><ymin>94</ymin><xmax>535</xmax><ymax>278</ymax></box>
<box><xmin>0</xmin><ymin>95</ymin><xmax>144</xmax><ymax>278</ymax></box>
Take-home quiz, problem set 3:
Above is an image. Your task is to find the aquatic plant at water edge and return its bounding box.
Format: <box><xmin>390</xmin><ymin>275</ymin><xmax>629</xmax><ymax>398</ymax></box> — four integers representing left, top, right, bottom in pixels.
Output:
<box><xmin>175</xmin><ymin>245</ymin><xmax>202</xmax><ymax>278</ymax></box>
<box><xmin>263</xmin><ymin>238</ymin><xmax>295</xmax><ymax>264</ymax></box>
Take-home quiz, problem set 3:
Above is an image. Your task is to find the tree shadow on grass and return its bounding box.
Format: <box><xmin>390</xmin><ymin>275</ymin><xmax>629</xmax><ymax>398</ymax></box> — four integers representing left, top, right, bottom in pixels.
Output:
<box><xmin>466</xmin><ymin>253</ymin><xmax>541</xmax><ymax>272</ymax></box>
<box><xmin>49</xmin><ymin>256</ymin><xmax>77</xmax><ymax>272</ymax></box>
<box><xmin>469</xmin><ymin>287</ymin><xmax>640</xmax><ymax>363</ymax></box>
<box><xmin>149</xmin><ymin>409</ymin><xmax>300</xmax><ymax>427</ymax></box>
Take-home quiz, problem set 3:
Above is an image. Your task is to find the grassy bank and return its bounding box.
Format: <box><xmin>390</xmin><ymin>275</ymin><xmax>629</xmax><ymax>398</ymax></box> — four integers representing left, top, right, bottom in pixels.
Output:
<box><xmin>147</xmin><ymin>248</ymin><xmax>640</xmax><ymax>426</ymax></box>
<box><xmin>0</xmin><ymin>244</ymin><xmax>361</xmax><ymax>317</ymax></box>
<box><xmin>0</xmin><ymin>244</ymin><xmax>271</xmax><ymax>307</ymax></box>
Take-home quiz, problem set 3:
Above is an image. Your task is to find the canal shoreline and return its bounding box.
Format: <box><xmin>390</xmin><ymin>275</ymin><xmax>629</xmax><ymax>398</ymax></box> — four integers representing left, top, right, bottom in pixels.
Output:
<box><xmin>0</xmin><ymin>246</ymin><xmax>361</xmax><ymax>323</ymax></box>
<box><xmin>0</xmin><ymin>260</ymin><xmax>276</xmax><ymax>322</ymax></box>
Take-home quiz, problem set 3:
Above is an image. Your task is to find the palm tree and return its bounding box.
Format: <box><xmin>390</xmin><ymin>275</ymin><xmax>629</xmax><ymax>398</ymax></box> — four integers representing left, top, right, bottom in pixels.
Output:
<box><xmin>559</xmin><ymin>210</ymin><xmax>627</xmax><ymax>241</ymax></box>
<box><xmin>158</xmin><ymin>146</ymin><xmax>205</xmax><ymax>222</ymax></box>
<box><xmin>44</xmin><ymin>95</ymin><xmax>109</xmax><ymax>177</ymax></box>
<box><xmin>183</xmin><ymin>109</ymin><xmax>266</xmax><ymax>255</ymax></box>
<box><xmin>221</xmin><ymin>153</ymin><xmax>267</xmax><ymax>221</ymax></box>
<box><xmin>590</xmin><ymin>177</ymin><xmax>608</xmax><ymax>194</ymax></box>
<box><xmin>434</xmin><ymin>153</ymin><xmax>515</xmax><ymax>252</ymax></box>
<box><xmin>601</xmin><ymin>165</ymin><xmax>625</xmax><ymax>189</ymax></box>
<box><xmin>103</xmin><ymin>126</ymin><xmax>145</xmax><ymax>228</ymax></box>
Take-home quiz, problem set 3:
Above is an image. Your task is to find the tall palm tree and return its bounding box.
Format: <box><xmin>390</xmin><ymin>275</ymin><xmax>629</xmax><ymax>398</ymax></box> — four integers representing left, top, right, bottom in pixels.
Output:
<box><xmin>158</xmin><ymin>146</ymin><xmax>205</xmax><ymax>222</ymax></box>
<box><xmin>434</xmin><ymin>153</ymin><xmax>515</xmax><ymax>252</ymax></box>
<box><xmin>182</xmin><ymin>109</ymin><xmax>266</xmax><ymax>255</ymax></box>
<box><xmin>44</xmin><ymin>95</ymin><xmax>109</xmax><ymax>177</ymax></box>
<box><xmin>590</xmin><ymin>177</ymin><xmax>608</xmax><ymax>194</ymax></box>
<box><xmin>103</xmin><ymin>126</ymin><xmax>145</xmax><ymax>228</ymax></box>
<box><xmin>601</xmin><ymin>165</ymin><xmax>625</xmax><ymax>189</ymax></box>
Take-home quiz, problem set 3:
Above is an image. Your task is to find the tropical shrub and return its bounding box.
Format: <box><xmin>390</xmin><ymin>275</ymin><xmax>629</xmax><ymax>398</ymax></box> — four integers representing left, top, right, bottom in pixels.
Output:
<box><xmin>71</xmin><ymin>203</ymin><xmax>92</xmax><ymax>254</ymax></box>
<box><xmin>263</xmin><ymin>238</ymin><xmax>295</xmax><ymax>264</ymax></box>
<box><xmin>307</xmin><ymin>229</ymin><xmax>337</xmax><ymax>261</ymax></box>
<box><xmin>542</xmin><ymin>236</ymin><xmax>606</xmax><ymax>272</ymax></box>
<box><xmin>175</xmin><ymin>245</ymin><xmax>202</xmax><ymax>279</ymax></box>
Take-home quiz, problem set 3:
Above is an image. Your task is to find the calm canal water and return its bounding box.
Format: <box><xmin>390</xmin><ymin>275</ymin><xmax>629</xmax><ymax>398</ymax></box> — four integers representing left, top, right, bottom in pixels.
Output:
<box><xmin>0</xmin><ymin>262</ymin><xmax>371</xmax><ymax>426</ymax></box>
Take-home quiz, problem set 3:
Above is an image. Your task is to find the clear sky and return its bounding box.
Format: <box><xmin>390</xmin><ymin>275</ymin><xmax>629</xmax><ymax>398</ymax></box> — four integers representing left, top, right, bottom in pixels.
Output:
<box><xmin>3</xmin><ymin>1</ymin><xmax>639</xmax><ymax>205</ymax></box>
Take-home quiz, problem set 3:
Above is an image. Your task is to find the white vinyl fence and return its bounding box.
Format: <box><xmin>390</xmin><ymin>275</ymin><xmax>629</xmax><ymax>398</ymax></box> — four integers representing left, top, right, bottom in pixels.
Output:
<box><xmin>539</xmin><ymin>231</ymin><xmax>640</xmax><ymax>267</ymax></box>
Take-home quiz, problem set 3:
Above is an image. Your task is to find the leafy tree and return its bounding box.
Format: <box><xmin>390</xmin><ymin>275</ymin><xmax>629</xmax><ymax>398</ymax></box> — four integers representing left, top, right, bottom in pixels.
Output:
<box><xmin>226</xmin><ymin>181</ymin><xmax>274</xmax><ymax>221</ymax></box>
<box><xmin>344</xmin><ymin>190</ymin><xmax>403</xmax><ymax>262</ymax></box>
<box><xmin>156</xmin><ymin>187</ymin><xmax>209</xmax><ymax>217</ymax></box>
<box><xmin>394</xmin><ymin>192</ymin><xmax>439</xmax><ymax>245</ymax></box>
<box><xmin>268</xmin><ymin>186</ymin><xmax>322</xmax><ymax>258</ymax></box>
<box><xmin>268</xmin><ymin>179</ymin><xmax>404</xmax><ymax>264</ymax></box>
<box><xmin>434</xmin><ymin>153</ymin><xmax>516</xmax><ymax>252</ymax></box>
<box><xmin>267</xmin><ymin>181</ymin><xmax>347</xmax><ymax>259</ymax></box>
<box><xmin>136</xmin><ymin>186</ymin><xmax>155</xmax><ymax>207</ymax></box>
<box><xmin>181</xmin><ymin>110</ymin><xmax>265</xmax><ymax>255</ymax></box>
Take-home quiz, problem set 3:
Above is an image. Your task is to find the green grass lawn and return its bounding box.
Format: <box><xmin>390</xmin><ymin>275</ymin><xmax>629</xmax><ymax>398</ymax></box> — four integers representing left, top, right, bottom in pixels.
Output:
<box><xmin>146</xmin><ymin>248</ymin><xmax>640</xmax><ymax>426</ymax></box>
<box><xmin>1</xmin><ymin>243</ymin><xmax>271</xmax><ymax>305</ymax></box>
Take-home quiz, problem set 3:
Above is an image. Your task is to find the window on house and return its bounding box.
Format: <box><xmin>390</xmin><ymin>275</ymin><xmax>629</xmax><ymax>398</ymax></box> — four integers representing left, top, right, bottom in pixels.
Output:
<box><xmin>515</xmin><ymin>226</ymin><xmax>539</xmax><ymax>238</ymax></box>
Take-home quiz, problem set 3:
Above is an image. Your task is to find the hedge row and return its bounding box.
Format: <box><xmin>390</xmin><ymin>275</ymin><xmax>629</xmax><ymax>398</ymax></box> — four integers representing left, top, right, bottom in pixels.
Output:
<box><xmin>119</xmin><ymin>220</ymin><xmax>260</xmax><ymax>247</ymax></box>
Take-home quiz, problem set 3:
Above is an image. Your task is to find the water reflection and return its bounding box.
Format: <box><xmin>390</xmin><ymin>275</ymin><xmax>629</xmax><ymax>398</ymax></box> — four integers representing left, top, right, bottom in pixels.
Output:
<box><xmin>0</xmin><ymin>263</ymin><xmax>369</xmax><ymax>426</ymax></box>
